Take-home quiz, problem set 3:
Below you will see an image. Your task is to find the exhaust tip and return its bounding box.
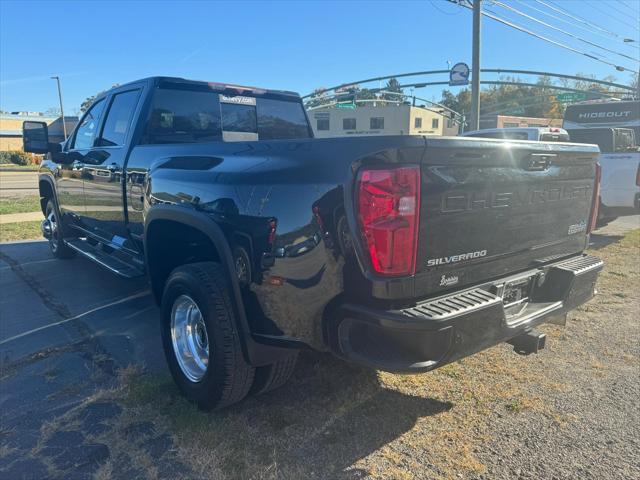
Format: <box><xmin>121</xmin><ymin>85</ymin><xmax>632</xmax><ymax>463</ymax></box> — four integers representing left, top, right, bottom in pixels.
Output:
<box><xmin>507</xmin><ymin>330</ymin><xmax>546</xmax><ymax>355</ymax></box>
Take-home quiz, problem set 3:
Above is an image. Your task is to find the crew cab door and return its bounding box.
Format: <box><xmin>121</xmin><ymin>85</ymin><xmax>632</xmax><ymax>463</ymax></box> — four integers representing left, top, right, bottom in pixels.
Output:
<box><xmin>80</xmin><ymin>87</ymin><xmax>142</xmax><ymax>244</ymax></box>
<box><xmin>55</xmin><ymin>98</ymin><xmax>107</xmax><ymax>230</ymax></box>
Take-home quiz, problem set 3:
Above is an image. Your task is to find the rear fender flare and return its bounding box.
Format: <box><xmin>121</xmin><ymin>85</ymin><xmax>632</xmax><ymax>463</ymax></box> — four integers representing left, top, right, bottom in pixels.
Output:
<box><xmin>144</xmin><ymin>205</ymin><xmax>240</xmax><ymax>305</ymax></box>
<box><xmin>144</xmin><ymin>204</ymin><xmax>291</xmax><ymax>366</ymax></box>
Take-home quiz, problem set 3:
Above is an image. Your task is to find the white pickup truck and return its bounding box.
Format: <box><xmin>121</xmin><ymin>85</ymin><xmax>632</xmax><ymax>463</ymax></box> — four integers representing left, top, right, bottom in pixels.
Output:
<box><xmin>462</xmin><ymin>127</ymin><xmax>571</xmax><ymax>142</ymax></box>
<box><xmin>567</xmin><ymin>128</ymin><xmax>640</xmax><ymax>222</ymax></box>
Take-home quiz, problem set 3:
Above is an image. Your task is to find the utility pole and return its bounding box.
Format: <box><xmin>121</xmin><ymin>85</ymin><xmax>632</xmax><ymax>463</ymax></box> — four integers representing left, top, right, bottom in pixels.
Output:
<box><xmin>50</xmin><ymin>76</ymin><xmax>67</xmax><ymax>140</ymax></box>
<box><xmin>470</xmin><ymin>0</ymin><xmax>481</xmax><ymax>131</ymax></box>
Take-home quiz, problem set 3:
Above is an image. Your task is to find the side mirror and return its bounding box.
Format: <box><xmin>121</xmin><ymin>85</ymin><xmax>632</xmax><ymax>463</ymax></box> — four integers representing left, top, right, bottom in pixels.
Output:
<box><xmin>23</xmin><ymin>121</ymin><xmax>50</xmax><ymax>153</ymax></box>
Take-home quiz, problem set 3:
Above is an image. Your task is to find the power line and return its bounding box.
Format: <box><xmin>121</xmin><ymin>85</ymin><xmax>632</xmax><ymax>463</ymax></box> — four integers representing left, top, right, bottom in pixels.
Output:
<box><xmin>490</xmin><ymin>0</ymin><xmax>639</xmax><ymax>63</ymax></box>
<box><xmin>449</xmin><ymin>1</ymin><xmax>636</xmax><ymax>73</ymax></box>
<box><xmin>428</xmin><ymin>0</ymin><xmax>462</xmax><ymax>15</ymax></box>
<box><xmin>613</xmin><ymin>0</ymin><xmax>639</xmax><ymax>16</ymax></box>
<box><xmin>584</xmin><ymin>0</ymin><xmax>640</xmax><ymax>33</ymax></box>
<box><xmin>514</xmin><ymin>0</ymin><xmax>638</xmax><ymax>48</ymax></box>
<box><xmin>533</xmin><ymin>0</ymin><xmax>636</xmax><ymax>42</ymax></box>
<box><xmin>608</xmin><ymin>0</ymin><xmax>636</xmax><ymax>17</ymax></box>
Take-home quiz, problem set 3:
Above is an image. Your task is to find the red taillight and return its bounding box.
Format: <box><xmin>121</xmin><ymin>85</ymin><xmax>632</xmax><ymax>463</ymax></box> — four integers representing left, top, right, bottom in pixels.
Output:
<box><xmin>356</xmin><ymin>166</ymin><xmax>420</xmax><ymax>276</ymax></box>
<box><xmin>588</xmin><ymin>162</ymin><xmax>602</xmax><ymax>234</ymax></box>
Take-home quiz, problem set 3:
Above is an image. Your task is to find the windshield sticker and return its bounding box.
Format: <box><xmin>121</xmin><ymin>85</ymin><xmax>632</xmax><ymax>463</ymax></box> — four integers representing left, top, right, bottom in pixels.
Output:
<box><xmin>220</xmin><ymin>95</ymin><xmax>256</xmax><ymax>106</ymax></box>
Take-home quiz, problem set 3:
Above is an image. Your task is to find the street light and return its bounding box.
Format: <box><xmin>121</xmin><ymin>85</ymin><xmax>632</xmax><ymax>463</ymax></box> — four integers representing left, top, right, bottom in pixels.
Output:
<box><xmin>50</xmin><ymin>76</ymin><xmax>67</xmax><ymax>140</ymax></box>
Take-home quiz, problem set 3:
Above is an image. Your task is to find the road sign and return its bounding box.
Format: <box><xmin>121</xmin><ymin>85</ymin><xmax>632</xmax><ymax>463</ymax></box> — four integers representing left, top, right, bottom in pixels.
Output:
<box><xmin>336</xmin><ymin>102</ymin><xmax>355</xmax><ymax>109</ymax></box>
<box><xmin>556</xmin><ymin>92</ymin><xmax>587</xmax><ymax>103</ymax></box>
<box><xmin>449</xmin><ymin>62</ymin><xmax>470</xmax><ymax>86</ymax></box>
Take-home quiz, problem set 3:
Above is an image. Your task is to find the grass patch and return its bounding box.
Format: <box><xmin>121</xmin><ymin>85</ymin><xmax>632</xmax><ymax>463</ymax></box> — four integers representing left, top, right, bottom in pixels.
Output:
<box><xmin>0</xmin><ymin>195</ymin><xmax>41</xmax><ymax>215</ymax></box>
<box><xmin>0</xmin><ymin>221</ymin><xmax>42</xmax><ymax>242</ymax></box>
<box><xmin>620</xmin><ymin>228</ymin><xmax>640</xmax><ymax>249</ymax></box>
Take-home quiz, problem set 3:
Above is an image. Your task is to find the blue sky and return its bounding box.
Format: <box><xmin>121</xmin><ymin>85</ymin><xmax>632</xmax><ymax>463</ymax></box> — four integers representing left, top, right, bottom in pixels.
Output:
<box><xmin>1</xmin><ymin>0</ymin><xmax>638</xmax><ymax>115</ymax></box>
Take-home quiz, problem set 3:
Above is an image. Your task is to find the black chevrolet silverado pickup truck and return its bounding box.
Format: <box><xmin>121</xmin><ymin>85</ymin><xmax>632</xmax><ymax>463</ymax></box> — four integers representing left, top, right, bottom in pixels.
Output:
<box><xmin>23</xmin><ymin>77</ymin><xmax>603</xmax><ymax>409</ymax></box>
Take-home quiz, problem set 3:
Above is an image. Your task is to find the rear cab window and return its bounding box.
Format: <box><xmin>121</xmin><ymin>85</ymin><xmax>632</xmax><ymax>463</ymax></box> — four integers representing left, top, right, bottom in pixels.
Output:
<box><xmin>465</xmin><ymin>131</ymin><xmax>529</xmax><ymax>140</ymax></box>
<box><xmin>143</xmin><ymin>83</ymin><xmax>310</xmax><ymax>144</ymax></box>
<box><xmin>540</xmin><ymin>132</ymin><xmax>570</xmax><ymax>142</ymax></box>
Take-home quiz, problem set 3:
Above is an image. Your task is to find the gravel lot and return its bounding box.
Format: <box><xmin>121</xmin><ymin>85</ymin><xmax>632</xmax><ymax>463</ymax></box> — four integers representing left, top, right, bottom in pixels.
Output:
<box><xmin>0</xmin><ymin>220</ymin><xmax>638</xmax><ymax>480</ymax></box>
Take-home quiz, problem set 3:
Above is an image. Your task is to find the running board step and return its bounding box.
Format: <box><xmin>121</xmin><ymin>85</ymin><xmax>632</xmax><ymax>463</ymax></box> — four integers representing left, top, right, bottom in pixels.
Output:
<box><xmin>65</xmin><ymin>239</ymin><xmax>144</xmax><ymax>278</ymax></box>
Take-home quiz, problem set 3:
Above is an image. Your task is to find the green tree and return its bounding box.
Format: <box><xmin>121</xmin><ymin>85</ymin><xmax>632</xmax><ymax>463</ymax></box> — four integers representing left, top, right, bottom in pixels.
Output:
<box><xmin>79</xmin><ymin>84</ymin><xmax>119</xmax><ymax>112</ymax></box>
<box><xmin>80</xmin><ymin>94</ymin><xmax>100</xmax><ymax>113</ymax></box>
<box><xmin>381</xmin><ymin>77</ymin><xmax>404</xmax><ymax>102</ymax></box>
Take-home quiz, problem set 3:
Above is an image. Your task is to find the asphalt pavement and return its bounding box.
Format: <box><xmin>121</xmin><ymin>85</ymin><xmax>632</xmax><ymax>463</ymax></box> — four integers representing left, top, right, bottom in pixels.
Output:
<box><xmin>0</xmin><ymin>241</ymin><xmax>179</xmax><ymax>479</ymax></box>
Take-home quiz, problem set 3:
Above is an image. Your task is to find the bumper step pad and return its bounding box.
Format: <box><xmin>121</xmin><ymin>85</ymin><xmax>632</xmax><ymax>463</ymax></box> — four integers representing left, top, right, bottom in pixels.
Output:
<box><xmin>404</xmin><ymin>288</ymin><xmax>501</xmax><ymax>320</ymax></box>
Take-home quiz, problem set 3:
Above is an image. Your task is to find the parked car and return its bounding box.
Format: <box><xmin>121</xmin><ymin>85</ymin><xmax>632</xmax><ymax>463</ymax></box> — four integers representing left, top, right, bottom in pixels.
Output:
<box><xmin>461</xmin><ymin>126</ymin><xmax>570</xmax><ymax>142</ymax></box>
<box><xmin>24</xmin><ymin>77</ymin><xmax>603</xmax><ymax>410</ymax></box>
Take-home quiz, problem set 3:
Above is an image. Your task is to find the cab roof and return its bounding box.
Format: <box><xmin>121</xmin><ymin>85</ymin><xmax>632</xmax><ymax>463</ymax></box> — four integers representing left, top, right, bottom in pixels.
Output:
<box><xmin>105</xmin><ymin>76</ymin><xmax>301</xmax><ymax>100</ymax></box>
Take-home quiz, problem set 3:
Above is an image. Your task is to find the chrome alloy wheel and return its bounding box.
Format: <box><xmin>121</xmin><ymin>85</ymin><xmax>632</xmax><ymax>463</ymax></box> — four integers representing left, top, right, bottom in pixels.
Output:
<box><xmin>170</xmin><ymin>295</ymin><xmax>210</xmax><ymax>382</ymax></box>
<box><xmin>46</xmin><ymin>207</ymin><xmax>59</xmax><ymax>252</ymax></box>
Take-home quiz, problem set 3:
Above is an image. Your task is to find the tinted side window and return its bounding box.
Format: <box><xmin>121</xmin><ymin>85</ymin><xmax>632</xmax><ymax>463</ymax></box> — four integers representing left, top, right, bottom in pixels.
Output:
<box><xmin>257</xmin><ymin>98</ymin><xmax>310</xmax><ymax>140</ymax></box>
<box><xmin>144</xmin><ymin>88</ymin><xmax>222</xmax><ymax>144</ymax></box>
<box><xmin>72</xmin><ymin>99</ymin><xmax>106</xmax><ymax>149</ymax></box>
<box><xmin>98</xmin><ymin>90</ymin><xmax>141</xmax><ymax>146</ymax></box>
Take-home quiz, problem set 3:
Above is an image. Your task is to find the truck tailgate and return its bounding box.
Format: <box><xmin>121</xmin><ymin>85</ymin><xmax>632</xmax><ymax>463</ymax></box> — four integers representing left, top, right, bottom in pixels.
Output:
<box><xmin>414</xmin><ymin>137</ymin><xmax>600</xmax><ymax>297</ymax></box>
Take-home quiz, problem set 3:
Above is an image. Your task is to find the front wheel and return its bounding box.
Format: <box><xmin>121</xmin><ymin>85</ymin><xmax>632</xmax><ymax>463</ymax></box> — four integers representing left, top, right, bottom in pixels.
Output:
<box><xmin>44</xmin><ymin>198</ymin><xmax>75</xmax><ymax>259</ymax></box>
<box><xmin>161</xmin><ymin>262</ymin><xmax>255</xmax><ymax>410</ymax></box>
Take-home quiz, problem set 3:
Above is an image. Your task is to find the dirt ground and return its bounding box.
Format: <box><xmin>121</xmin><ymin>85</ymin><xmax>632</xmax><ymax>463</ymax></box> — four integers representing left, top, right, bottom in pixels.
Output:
<box><xmin>1</xmin><ymin>229</ymin><xmax>638</xmax><ymax>480</ymax></box>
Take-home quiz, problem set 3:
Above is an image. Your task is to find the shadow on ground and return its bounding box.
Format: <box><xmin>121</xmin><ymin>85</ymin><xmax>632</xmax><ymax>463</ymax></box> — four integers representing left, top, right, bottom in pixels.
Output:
<box><xmin>119</xmin><ymin>350</ymin><xmax>452</xmax><ymax>479</ymax></box>
<box><xmin>589</xmin><ymin>233</ymin><xmax>624</xmax><ymax>250</ymax></box>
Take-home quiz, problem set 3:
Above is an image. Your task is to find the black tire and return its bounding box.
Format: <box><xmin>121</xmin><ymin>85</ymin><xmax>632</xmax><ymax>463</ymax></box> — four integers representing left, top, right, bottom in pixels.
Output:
<box><xmin>161</xmin><ymin>262</ymin><xmax>255</xmax><ymax>410</ymax></box>
<box><xmin>44</xmin><ymin>198</ymin><xmax>75</xmax><ymax>259</ymax></box>
<box><xmin>250</xmin><ymin>351</ymin><xmax>299</xmax><ymax>395</ymax></box>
